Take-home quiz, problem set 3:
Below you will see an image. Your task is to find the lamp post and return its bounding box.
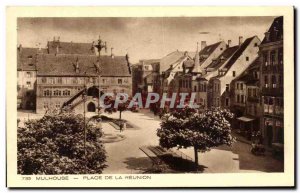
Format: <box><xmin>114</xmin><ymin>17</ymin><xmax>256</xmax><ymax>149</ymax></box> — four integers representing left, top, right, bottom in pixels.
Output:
<box><xmin>94</xmin><ymin>35</ymin><xmax>107</xmax><ymax>116</ymax></box>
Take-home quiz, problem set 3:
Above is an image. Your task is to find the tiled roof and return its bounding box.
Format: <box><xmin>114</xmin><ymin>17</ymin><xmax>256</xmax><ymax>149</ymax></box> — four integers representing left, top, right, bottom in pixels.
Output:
<box><xmin>199</xmin><ymin>42</ymin><xmax>222</xmax><ymax>64</ymax></box>
<box><xmin>261</xmin><ymin>16</ymin><xmax>283</xmax><ymax>44</ymax></box>
<box><xmin>160</xmin><ymin>51</ymin><xmax>193</xmax><ymax>73</ymax></box>
<box><xmin>223</xmin><ymin>36</ymin><xmax>257</xmax><ymax>70</ymax></box>
<box><xmin>17</xmin><ymin>47</ymin><xmax>47</xmax><ymax>71</ymax></box>
<box><xmin>47</xmin><ymin>41</ymin><xmax>96</xmax><ymax>55</ymax></box>
<box><xmin>205</xmin><ymin>45</ymin><xmax>239</xmax><ymax>69</ymax></box>
<box><xmin>36</xmin><ymin>54</ymin><xmax>131</xmax><ymax>77</ymax></box>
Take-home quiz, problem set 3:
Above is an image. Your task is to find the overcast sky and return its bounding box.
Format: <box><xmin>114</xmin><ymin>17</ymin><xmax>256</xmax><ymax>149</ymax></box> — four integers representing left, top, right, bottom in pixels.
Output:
<box><xmin>18</xmin><ymin>17</ymin><xmax>276</xmax><ymax>63</ymax></box>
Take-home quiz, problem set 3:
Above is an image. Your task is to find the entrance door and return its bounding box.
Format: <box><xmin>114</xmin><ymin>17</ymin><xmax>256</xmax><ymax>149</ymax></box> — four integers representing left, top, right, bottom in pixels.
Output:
<box><xmin>87</xmin><ymin>102</ymin><xmax>96</xmax><ymax>112</ymax></box>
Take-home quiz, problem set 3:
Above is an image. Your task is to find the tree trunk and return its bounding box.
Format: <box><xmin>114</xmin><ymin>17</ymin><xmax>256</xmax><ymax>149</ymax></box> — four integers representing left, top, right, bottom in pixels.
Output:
<box><xmin>119</xmin><ymin>111</ymin><xmax>122</xmax><ymax>120</ymax></box>
<box><xmin>194</xmin><ymin>146</ymin><xmax>198</xmax><ymax>168</ymax></box>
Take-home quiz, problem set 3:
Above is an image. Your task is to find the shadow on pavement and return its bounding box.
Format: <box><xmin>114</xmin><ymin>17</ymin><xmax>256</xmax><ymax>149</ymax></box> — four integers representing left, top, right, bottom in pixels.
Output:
<box><xmin>214</xmin><ymin>142</ymin><xmax>284</xmax><ymax>172</ymax></box>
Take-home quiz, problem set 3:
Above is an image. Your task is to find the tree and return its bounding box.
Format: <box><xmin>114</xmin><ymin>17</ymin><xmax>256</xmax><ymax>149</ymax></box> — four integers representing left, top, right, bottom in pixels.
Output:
<box><xmin>17</xmin><ymin>111</ymin><xmax>106</xmax><ymax>174</ymax></box>
<box><xmin>103</xmin><ymin>95</ymin><xmax>134</xmax><ymax>127</ymax></box>
<box><xmin>157</xmin><ymin>106</ymin><xmax>235</xmax><ymax>168</ymax></box>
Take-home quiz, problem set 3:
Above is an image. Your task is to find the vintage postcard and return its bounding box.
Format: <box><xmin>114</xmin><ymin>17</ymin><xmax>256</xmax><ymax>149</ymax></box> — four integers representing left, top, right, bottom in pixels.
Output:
<box><xmin>6</xmin><ymin>6</ymin><xmax>294</xmax><ymax>188</ymax></box>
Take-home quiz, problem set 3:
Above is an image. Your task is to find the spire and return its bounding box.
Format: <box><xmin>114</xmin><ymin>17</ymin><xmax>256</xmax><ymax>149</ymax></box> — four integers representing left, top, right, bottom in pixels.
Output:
<box><xmin>194</xmin><ymin>42</ymin><xmax>200</xmax><ymax>73</ymax></box>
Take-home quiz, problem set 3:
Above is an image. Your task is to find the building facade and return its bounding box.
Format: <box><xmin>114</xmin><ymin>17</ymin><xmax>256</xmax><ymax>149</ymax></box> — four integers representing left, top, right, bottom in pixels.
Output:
<box><xmin>259</xmin><ymin>16</ymin><xmax>284</xmax><ymax>147</ymax></box>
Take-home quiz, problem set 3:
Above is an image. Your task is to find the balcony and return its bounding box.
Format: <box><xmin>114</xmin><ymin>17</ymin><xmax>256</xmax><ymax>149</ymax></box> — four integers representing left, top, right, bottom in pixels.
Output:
<box><xmin>262</xmin><ymin>87</ymin><xmax>283</xmax><ymax>97</ymax></box>
<box><xmin>262</xmin><ymin>64</ymin><xmax>283</xmax><ymax>73</ymax></box>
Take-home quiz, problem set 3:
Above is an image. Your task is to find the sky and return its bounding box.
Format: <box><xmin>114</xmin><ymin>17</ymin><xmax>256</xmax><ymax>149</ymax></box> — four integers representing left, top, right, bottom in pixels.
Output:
<box><xmin>17</xmin><ymin>17</ymin><xmax>276</xmax><ymax>63</ymax></box>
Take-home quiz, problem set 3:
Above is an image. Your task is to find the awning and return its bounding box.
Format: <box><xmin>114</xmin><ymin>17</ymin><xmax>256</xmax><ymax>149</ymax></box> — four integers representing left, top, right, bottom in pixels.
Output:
<box><xmin>237</xmin><ymin>116</ymin><xmax>255</xmax><ymax>122</ymax></box>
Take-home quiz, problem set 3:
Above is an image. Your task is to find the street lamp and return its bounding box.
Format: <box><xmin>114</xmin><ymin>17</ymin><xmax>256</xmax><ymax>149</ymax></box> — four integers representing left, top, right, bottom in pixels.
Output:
<box><xmin>94</xmin><ymin>35</ymin><xmax>107</xmax><ymax>116</ymax></box>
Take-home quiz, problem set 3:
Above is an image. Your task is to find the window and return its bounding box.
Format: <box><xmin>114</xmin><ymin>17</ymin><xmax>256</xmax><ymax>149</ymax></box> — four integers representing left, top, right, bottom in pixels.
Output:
<box><xmin>43</xmin><ymin>90</ymin><xmax>52</xmax><ymax>96</ymax></box>
<box><xmin>241</xmin><ymin>95</ymin><xmax>245</xmax><ymax>103</ymax></box>
<box><xmin>57</xmin><ymin>77</ymin><xmax>62</xmax><ymax>84</ymax></box>
<box><xmin>237</xmin><ymin>94</ymin><xmax>240</xmax><ymax>103</ymax></box>
<box><xmin>55</xmin><ymin>102</ymin><xmax>60</xmax><ymax>108</ymax></box>
<box><xmin>179</xmin><ymin>80</ymin><xmax>182</xmax><ymax>88</ymax></box>
<box><xmin>144</xmin><ymin>66</ymin><xmax>149</xmax><ymax>70</ymax></box>
<box><xmin>225</xmin><ymin>98</ymin><xmax>229</xmax><ymax>106</ymax></box>
<box><xmin>236</xmin><ymin>83</ymin><xmax>239</xmax><ymax>90</ymax></box>
<box><xmin>53</xmin><ymin>90</ymin><xmax>61</xmax><ymax>96</ymax></box>
<box><xmin>240</xmin><ymin>83</ymin><xmax>243</xmax><ymax>90</ymax></box>
<box><xmin>194</xmin><ymin>86</ymin><xmax>197</xmax><ymax>92</ymax></box>
<box><xmin>26</xmin><ymin>72</ymin><xmax>32</xmax><ymax>78</ymax></box>
<box><xmin>63</xmin><ymin>90</ymin><xmax>70</xmax><ymax>96</ymax></box>
<box><xmin>217</xmin><ymin>84</ymin><xmax>220</xmax><ymax>91</ymax></box>
<box><xmin>264</xmin><ymin>75</ymin><xmax>269</xmax><ymax>88</ymax></box>
<box><xmin>220</xmin><ymin>47</ymin><xmax>223</xmax><ymax>51</ymax></box>
<box><xmin>246</xmin><ymin>56</ymin><xmax>249</xmax><ymax>61</ymax></box>
<box><xmin>102</xmin><ymin>79</ymin><xmax>107</xmax><ymax>84</ymax></box>
<box><xmin>272</xmin><ymin>75</ymin><xmax>277</xmax><ymax>88</ymax></box>
<box><xmin>232</xmin><ymin>71</ymin><xmax>236</xmax><ymax>77</ymax></box>
<box><xmin>263</xmin><ymin>53</ymin><xmax>268</xmax><ymax>66</ymax></box>
<box><xmin>118</xmin><ymin>79</ymin><xmax>123</xmax><ymax>84</ymax></box>
<box><xmin>203</xmin><ymin>84</ymin><xmax>206</xmax><ymax>92</ymax></box>
<box><xmin>43</xmin><ymin>102</ymin><xmax>49</xmax><ymax>109</ymax></box>
<box><xmin>253</xmin><ymin>88</ymin><xmax>257</xmax><ymax>97</ymax></box>
<box><xmin>254</xmin><ymin>43</ymin><xmax>258</xmax><ymax>47</ymax></box>
<box><xmin>26</xmin><ymin>81</ymin><xmax>31</xmax><ymax>88</ymax></box>
<box><xmin>226</xmin><ymin>84</ymin><xmax>229</xmax><ymax>92</ymax></box>
<box><xmin>248</xmin><ymin>88</ymin><xmax>252</xmax><ymax>97</ymax></box>
<box><xmin>42</xmin><ymin>77</ymin><xmax>47</xmax><ymax>83</ymax></box>
<box><xmin>270</xmin><ymin>51</ymin><xmax>276</xmax><ymax>65</ymax></box>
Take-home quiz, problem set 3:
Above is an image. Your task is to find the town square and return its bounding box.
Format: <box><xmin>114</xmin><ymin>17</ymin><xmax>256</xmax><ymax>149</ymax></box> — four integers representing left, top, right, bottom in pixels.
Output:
<box><xmin>16</xmin><ymin>16</ymin><xmax>284</xmax><ymax>175</ymax></box>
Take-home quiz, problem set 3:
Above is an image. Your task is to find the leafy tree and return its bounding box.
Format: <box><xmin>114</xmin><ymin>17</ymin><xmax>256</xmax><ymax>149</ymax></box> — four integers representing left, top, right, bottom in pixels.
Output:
<box><xmin>157</xmin><ymin>106</ymin><xmax>235</xmax><ymax>167</ymax></box>
<box><xmin>17</xmin><ymin>111</ymin><xmax>106</xmax><ymax>174</ymax></box>
<box><xmin>103</xmin><ymin>95</ymin><xmax>135</xmax><ymax>121</ymax></box>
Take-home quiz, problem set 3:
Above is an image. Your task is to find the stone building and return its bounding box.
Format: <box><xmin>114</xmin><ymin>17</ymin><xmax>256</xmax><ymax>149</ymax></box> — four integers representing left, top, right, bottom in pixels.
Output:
<box><xmin>230</xmin><ymin>57</ymin><xmax>261</xmax><ymax>139</ymax></box>
<box><xmin>209</xmin><ymin>36</ymin><xmax>261</xmax><ymax>108</ymax></box>
<box><xmin>17</xmin><ymin>46</ymin><xmax>46</xmax><ymax>110</ymax></box>
<box><xmin>35</xmin><ymin>53</ymin><xmax>132</xmax><ymax>114</ymax></box>
<box><xmin>131</xmin><ymin>59</ymin><xmax>160</xmax><ymax>96</ymax></box>
<box><xmin>259</xmin><ymin>16</ymin><xmax>284</xmax><ymax>147</ymax></box>
<box><xmin>17</xmin><ymin>38</ymin><xmax>132</xmax><ymax>114</ymax></box>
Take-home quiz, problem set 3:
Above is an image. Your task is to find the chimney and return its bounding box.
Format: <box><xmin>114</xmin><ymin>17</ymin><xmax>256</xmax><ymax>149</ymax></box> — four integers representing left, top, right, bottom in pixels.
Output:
<box><xmin>201</xmin><ymin>41</ymin><xmax>207</xmax><ymax>50</ymax></box>
<box><xmin>239</xmin><ymin>36</ymin><xmax>243</xmax><ymax>45</ymax></box>
<box><xmin>227</xmin><ymin>40</ymin><xmax>232</xmax><ymax>48</ymax></box>
<box><xmin>18</xmin><ymin>44</ymin><xmax>22</xmax><ymax>53</ymax></box>
<box><xmin>57</xmin><ymin>36</ymin><xmax>60</xmax><ymax>42</ymax></box>
<box><xmin>111</xmin><ymin>47</ymin><xmax>114</xmax><ymax>58</ymax></box>
<box><xmin>265</xmin><ymin>31</ymin><xmax>270</xmax><ymax>42</ymax></box>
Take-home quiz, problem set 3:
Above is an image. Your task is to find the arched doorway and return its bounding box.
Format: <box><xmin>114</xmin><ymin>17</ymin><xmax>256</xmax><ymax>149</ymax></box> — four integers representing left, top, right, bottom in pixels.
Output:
<box><xmin>87</xmin><ymin>102</ymin><xmax>96</xmax><ymax>112</ymax></box>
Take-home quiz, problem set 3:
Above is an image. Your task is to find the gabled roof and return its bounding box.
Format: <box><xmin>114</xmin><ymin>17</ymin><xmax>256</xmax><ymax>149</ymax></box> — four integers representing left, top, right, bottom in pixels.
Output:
<box><xmin>199</xmin><ymin>42</ymin><xmax>222</xmax><ymax>64</ymax></box>
<box><xmin>205</xmin><ymin>45</ymin><xmax>239</xmax><ymax>69</ymax></box>
<box><xmin>223</xmin><ymin>36</ymin><xmax>257</xmax><ymax>70</ymax></box>
<box><xmin>261</xmin><ymin>16</ymin><xmax>283</xmax><ymax>44</ymax></box>
<box><xmin>47</xmin><ymin>41</ymin><xmax>96</xmax><ymax>55</ymax></box>
<box><xmin>17</xmin><ymin>47</ymin><xmax>47</xmax><ymax>71</ymax></box>
<box><xmin>160</xmin><ymin>51</ymin><xmax>192</xmax><ymax>73</ymax></box>
<box><xmin>36</xmin><ymin>54</ymin><xmax>131</xmax><ymax>77</ymax></box>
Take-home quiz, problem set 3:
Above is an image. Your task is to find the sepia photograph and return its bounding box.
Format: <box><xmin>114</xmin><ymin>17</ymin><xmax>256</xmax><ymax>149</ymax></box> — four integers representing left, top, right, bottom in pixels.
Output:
<box><xmin>6</xmin><ymin>6</ymin><xmax>294</xmax><ymax>188</ymax></box>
